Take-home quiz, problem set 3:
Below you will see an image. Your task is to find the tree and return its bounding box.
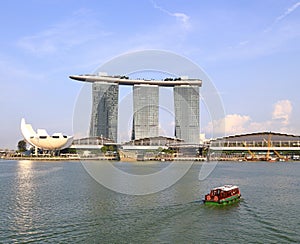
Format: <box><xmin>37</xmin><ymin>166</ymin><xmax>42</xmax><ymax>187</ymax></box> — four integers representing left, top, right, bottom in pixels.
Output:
<box><xmin>101</xmin><ymin>145</ymin><xmax>108</xmax><ymax>153</ymax></box>
<box><xmin>108</xmin><ymin>145</ymin><xmax>115</xmax><ymax>152</ymax></box>
<box><xmin>17</xmin><ymin>140</ymin><xmax>27</xmax><ymax>152</ymax></box>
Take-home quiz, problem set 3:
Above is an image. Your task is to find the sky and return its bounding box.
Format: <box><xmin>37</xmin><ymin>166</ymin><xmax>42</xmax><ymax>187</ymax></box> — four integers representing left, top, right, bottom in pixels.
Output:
<box><xmin>0</xmin><ymin>0</ymin><xmax>300</xmax><ymax>149</ymax></box>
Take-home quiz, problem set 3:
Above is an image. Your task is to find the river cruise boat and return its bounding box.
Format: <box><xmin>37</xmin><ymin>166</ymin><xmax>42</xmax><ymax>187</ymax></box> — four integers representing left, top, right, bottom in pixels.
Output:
<box><xmin>203</xmin><ymin>185</ymin><xmax>241</xmax><ymax>205</ymax></box>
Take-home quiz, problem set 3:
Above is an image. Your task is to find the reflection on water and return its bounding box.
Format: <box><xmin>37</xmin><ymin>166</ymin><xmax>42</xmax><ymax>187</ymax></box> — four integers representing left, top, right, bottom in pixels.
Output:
<box><xmin>12</xmin><ymin>161</ymin><xmax>36</xmax><ymax>236</ymax></box>
<box><xmin>14</xmin><ymin>161</ymin><xmax>35</xmax><ymax>228</ymax></box>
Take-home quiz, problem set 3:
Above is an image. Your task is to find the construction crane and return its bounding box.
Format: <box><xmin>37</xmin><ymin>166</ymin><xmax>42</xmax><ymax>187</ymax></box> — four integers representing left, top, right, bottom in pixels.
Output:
<box><xmin>263</xmin><ymin>133</ymin><xmax>286</xmax><ymax>162</ymax></box>
<box><xmin>266</xmin><ymin>133</ymin><xmax>272</xmax><ymax>161</ymax></box>
<box><xmin>242</xmin><ymin>141</ymin><xmax>257</xmax><ymax>161</ymax></box>
<box><xmin>273</xmin><ymin>149</ymin><xmax>285</xmax><ymax>160</ymax></box>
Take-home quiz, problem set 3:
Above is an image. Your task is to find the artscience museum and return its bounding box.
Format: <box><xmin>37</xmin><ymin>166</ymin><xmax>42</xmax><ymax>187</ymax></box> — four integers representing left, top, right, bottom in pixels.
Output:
<box><xmin>21</xmin><ymin>118</ymin><xmax>73</xmax><ymax>151</ymax></box>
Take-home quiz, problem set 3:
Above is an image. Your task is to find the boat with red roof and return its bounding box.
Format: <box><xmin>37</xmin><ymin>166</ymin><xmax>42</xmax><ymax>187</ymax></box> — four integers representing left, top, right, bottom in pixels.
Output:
<box><xmin>203</xmin><ymin>185</ymin><xmax>241</xmax><ymax>205</ymax></box>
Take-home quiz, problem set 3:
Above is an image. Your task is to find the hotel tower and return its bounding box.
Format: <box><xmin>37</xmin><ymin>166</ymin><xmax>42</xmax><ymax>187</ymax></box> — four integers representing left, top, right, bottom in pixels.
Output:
<box><xmin>70</xmin><ymin>74</ymin><xmax>201</xmax><ymax>144</ymax></box>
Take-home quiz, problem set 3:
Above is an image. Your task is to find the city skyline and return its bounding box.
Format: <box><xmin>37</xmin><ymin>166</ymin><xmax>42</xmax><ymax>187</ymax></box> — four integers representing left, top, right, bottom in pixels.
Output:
<box><xmin>0</xmin><ymin>0</ymin><xmax>300</xmax><ymax>149</ymax></box>
<box><xmin>77</xmin><ymin>73</ymin><xmax>202</xmax><ymax>144</ymax></box>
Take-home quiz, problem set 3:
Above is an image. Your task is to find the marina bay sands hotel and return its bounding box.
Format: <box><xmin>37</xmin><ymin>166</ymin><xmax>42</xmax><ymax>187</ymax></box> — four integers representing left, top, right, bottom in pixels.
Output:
<box><xmin>70</xmin><ymin>74</ymin><xmax>202</xmax><ymax>144</ymax></box>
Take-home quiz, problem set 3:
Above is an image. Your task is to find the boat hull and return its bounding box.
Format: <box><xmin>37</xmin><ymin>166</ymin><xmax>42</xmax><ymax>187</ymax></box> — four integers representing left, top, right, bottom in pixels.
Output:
<box><xmin>203</xmin><ymin>194</ymin><xmax>241</xmax><ymax>206</ymax></box>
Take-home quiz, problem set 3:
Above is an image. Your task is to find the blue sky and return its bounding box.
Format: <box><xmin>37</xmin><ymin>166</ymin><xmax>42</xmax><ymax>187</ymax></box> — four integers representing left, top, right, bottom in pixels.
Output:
<box><xmin>0</xmin><ymin>0</ymin><xmax>300</xmax><ymax>149</ymax></box>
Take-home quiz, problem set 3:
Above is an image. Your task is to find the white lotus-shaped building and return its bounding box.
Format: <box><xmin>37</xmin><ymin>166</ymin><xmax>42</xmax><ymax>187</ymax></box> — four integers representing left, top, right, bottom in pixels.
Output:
<box><xmin>21</xmin><ymin>118</ymin><xmax>73</xmax><ymax>150</ymax></box>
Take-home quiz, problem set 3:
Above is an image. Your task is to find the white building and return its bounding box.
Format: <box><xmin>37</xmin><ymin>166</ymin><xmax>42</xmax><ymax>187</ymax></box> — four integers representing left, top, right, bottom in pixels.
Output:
<box><xmin>21</xmin><ymin>118</ymin><xmax>73</xmax><ymax>151</ymax></box>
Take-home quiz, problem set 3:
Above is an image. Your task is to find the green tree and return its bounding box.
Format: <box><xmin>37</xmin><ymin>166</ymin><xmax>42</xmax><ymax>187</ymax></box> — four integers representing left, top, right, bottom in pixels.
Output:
<box><xmin>108</xmin><ymin>145</ymin><xmax>115</xmax><ymax>151</ymax></box>
<box><xmin>17</xmin><ymin>140</ymin><xmax>27</xmax><ymax>152</ymax></box>
<box><xmin>101</xmin><ymin>145</ymin><xmax>108</xmax><ymax>153</ymax></box>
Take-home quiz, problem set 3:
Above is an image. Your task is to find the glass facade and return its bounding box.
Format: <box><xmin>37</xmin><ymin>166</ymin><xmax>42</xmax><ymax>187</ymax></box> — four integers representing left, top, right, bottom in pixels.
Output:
<box><xmin>89</xmin><ymin>82</ymin><xmax>119</xmax><ymax>142</ymax></box>
<box><xmin>88</xmin><ymin>81</ymin><xmax>200</xmax><ymax>144</ymax></box>
<box><xmin>132</xmin><ymin>85</ymin><xmax>159</xmax><ymax>140</ymax></box>
<box><xmin>174</xmin><ymin>86</ymin><xmax>200</xmax><ymax>144</ymax></box>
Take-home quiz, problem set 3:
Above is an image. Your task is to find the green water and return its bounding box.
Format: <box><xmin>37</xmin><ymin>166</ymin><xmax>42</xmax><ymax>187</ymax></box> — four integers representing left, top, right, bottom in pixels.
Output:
<box><xmin>0</xmin><ymin>160</ymin><xmax>299</xmax><ymax>243</ymax></box>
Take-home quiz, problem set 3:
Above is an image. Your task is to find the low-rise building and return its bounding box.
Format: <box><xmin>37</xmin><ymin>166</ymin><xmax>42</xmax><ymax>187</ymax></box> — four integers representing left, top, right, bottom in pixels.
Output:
<box><xmin>209</xmin><ymin>131</ymin><xmax>300</xmax><ymax>161</ymax></box>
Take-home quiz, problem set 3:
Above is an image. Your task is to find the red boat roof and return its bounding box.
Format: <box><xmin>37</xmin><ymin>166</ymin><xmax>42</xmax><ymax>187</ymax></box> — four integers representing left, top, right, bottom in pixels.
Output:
<box><xmin>212</xmin><ymin>185</ymin><xmax>239</xmax><ymax>191</ymax></box>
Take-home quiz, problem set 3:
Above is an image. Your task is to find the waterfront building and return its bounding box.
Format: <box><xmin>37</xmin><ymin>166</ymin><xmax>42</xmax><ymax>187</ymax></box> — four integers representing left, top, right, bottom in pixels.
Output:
<box><xmin>90</xmin><ymin>82</ymin><xmax>119</xmax><ymax>142</ymax></box>
<box><xmin>174</xmin><ymin>86</ymin><xmax>200</xmax><ymax>144</ymax></box>
<box><xmin>132</xmin><ymin>85</ymin><xmax>159</xmax><ymax>140</ymax></box>
<box><xmin>72</xmin><ymin>136</ymin><xmax>115</xmax><ymax>146</ymax></box>
<box><xmin>20</xmin><ymin>118</ymin><xmax>73</xmax><ymax>151</ymax></box>
<box><xmin>209</xmin><ymin>132</ymin><xmax>300</xmax><ymax>161</ymax></box>
<box><xmin>70</xmin><ymin>136</ymin><xmax>118</xmax><ymax>159</ymax></box>
<box><xmin>122</xmin><ymin>136</ymin><xmax>183</xmax><ymax>149</ymax></box>
<box><xmin>70</xmin><ymin>74</ymin><xmax>202</xmax><ymax>144</ymax></box>
<box><xmin>120</xmin><ymin>136</ymin><xmax>184</xmax><ymax>161</ymax></box>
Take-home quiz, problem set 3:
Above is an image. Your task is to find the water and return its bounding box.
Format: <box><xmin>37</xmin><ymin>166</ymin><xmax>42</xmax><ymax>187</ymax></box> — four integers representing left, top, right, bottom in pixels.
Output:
<box><xmin>0</xmin><ymin>160</ymin><xmax>299</xmax><ymax>243</ymax></box>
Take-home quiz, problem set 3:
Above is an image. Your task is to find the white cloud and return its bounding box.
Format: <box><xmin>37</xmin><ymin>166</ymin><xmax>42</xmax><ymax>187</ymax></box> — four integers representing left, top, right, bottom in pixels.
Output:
<box><xmin>151</xmin><ymin>0</ymin><xmax>191</xmax><ymax>31</ymax></box>
<box><xmin>204</xmin><ymin>114</ymin><xmax>251</xmax><ymax>136</ymax></box>
<box><xmin>238</xmin><ymin>40</ymin><xmax>249</xmax><ymax>46</ymax></box>
<box><xmin>264</xmin><ymin>1</ymin><xmax>300</xmax><ymax>33</ymax></box>
<box><xmin>276</xmin><ymin>1</ymin><xmax>300</xmax><ymax>22</ymax></box>
<box><xmin>173</xmin><ymin>13</ymin><xmax>191</xmax><ymax>29</ymax></box>
<box><xmin>17</xmin><ymin>11</ymin><xmax>110</xmax><ymax>55</ymax></box>
<box><xmin>204</xmin><ymin>99</ymin><xmax>294</xmax><ymax>136</ymax></box>
<box><xmin>272</xmin><ymin>99</ymin><xmax>292</xmax><ymax>125</ymax></box>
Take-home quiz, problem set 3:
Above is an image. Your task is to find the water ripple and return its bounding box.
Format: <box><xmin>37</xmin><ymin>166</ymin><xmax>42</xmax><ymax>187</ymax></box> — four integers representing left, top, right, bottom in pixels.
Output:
<box><xmin>0</xmin><ymin>160</ymin><xmax>299</xmax><ymax>243</ymax></box>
